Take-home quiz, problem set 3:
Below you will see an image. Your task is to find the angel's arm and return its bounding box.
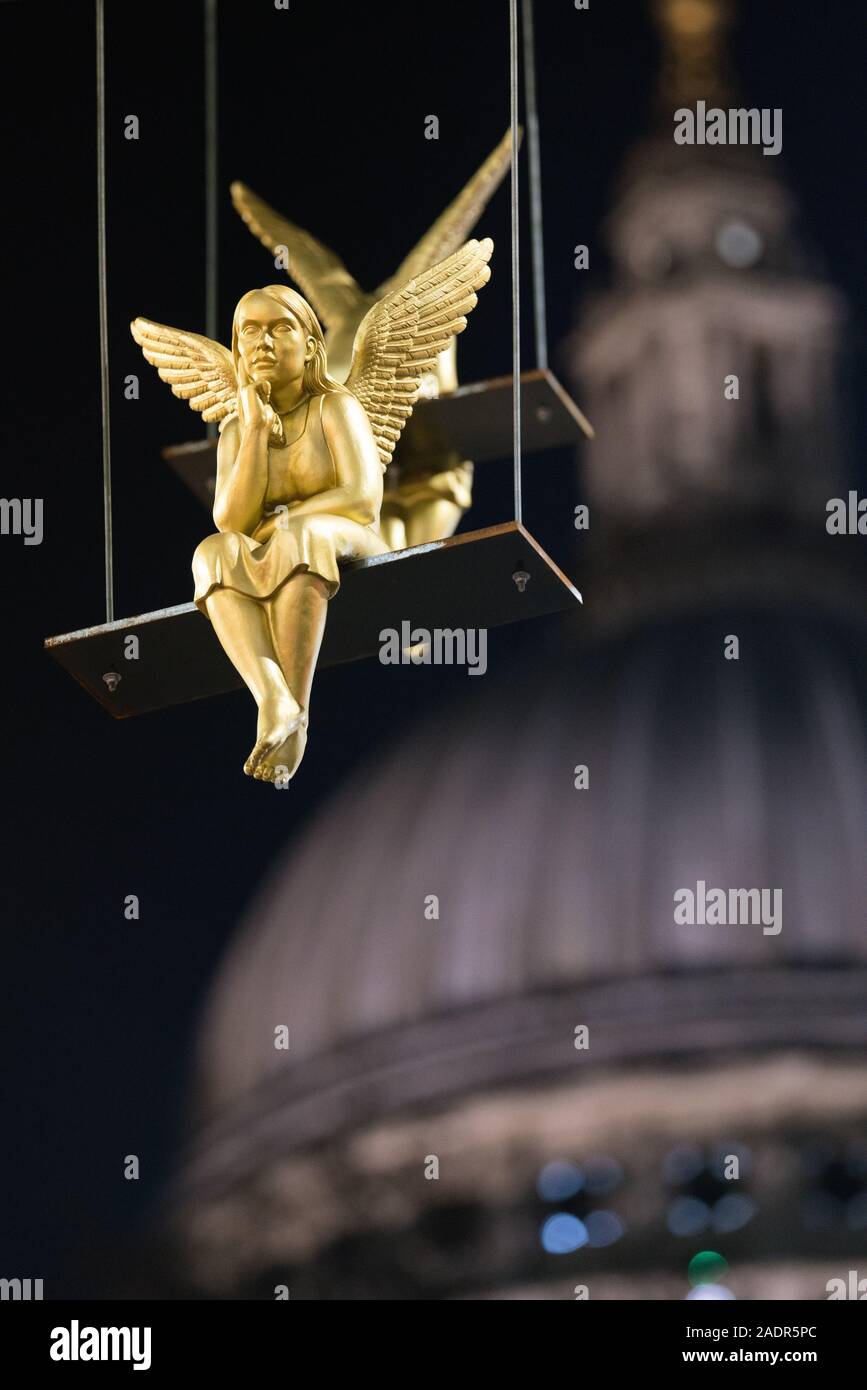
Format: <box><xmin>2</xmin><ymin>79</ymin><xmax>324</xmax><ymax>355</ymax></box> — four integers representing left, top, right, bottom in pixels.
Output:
<box><xmin>212</xmin><ymin>399</ymin><xmax>271</xmax><ymax>535</ymax></box>
<box><xmin>130</xmin><ymin>315</ymin><xmax>284</xmax><ymax>535</ymax></box>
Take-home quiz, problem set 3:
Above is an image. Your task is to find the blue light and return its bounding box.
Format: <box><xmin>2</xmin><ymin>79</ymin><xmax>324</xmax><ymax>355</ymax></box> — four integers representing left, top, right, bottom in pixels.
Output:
<box><xmin>537</xmin><ymin>1161</ymin><xmax>583</xmax><ymax>1203</ymax></box>
<box><xmin>712</xmin><ymin>1194</ymin><xmax>756</xmax><ymax>1233</ymax></box>
<box><xmin>667</xmin><ymin>1196</ymin><xmax>709</xmax><ymax>1237</ymax></box>
<box><xmin>687</xmin><ymin>1284</ymin><xmax>735</xmax><ymax>1301</ymax></box>
<box><xmin>585</xmin><ymin>1210</ymin><xmax>624</xmax><ymax>1247</ymax></box>
<box><xmin>541</xmin><ymin>1213</ymin><xmax>588</xmax><ymax>1255</ymax></box>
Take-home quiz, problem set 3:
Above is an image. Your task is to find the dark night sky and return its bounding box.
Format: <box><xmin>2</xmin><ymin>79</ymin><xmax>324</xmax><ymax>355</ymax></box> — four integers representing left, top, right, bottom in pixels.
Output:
<box><xmin>0</xmin><ymin>0</ymin><xmax>863</xmax><ymax>1294</ymax></box>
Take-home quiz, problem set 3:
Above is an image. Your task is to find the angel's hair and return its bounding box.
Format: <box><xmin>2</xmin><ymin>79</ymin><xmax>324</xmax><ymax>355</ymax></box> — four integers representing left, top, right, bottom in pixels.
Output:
<box><xmin>232</xmin><ymin>286</ymin><xmax>347</xmax><ymax>397</ymax></box>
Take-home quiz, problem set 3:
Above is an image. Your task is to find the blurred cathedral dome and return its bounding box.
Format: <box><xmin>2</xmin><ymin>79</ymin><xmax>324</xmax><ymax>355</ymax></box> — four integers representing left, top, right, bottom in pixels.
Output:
<box><xmin>198</xmin><ymin>610</ymin><xmax>867</xmax><ymax>1123</ymax></box>
<box><xmin>172</xmin><ymin>593</ymin><xmax>867</xmax><ymax>1298</ymax></box>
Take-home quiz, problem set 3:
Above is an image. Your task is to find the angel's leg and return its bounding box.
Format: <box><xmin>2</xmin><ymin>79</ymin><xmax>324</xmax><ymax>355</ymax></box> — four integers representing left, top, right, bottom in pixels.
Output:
<box><xmin>377</xmin><ymin>509</ymin><xmax>407</xmax><ymax>552</ymax></box>
<box><xmin>203</xmin><ymin>588</ymin><xmax>303</xmax><ymax>776</ymax></box>
<box><xmin>404</xmin><ymin>498</ymin><xmax>464</xmax><ymax>547</ymax></box>
<box><xmin>256</xmin><ymin>570</ymin><xmax>330</xmax><ymax>782</ymax></box>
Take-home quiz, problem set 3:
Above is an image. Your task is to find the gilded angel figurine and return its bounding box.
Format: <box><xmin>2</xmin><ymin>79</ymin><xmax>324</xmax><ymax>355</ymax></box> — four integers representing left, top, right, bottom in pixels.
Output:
<box><xmin>131</xmin><ymin>238</ymin><xmax>493</xmax><ymax>784</ymax></box>
<box><xmin>231</xmin><ymin>130</ymin><xmax>514</xmax><ymax>549</ymax></box>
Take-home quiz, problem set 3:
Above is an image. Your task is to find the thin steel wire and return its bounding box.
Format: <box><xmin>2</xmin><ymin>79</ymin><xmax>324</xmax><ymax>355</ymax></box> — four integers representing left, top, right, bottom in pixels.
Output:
<box><xmin>509</xmin><ymin>0</ymin><xmax>522</xmax><ymax>525</ymax></box>
<box><xmin>521</xmin><ymin>0</ymin><xmax>548</xmax><ymax>372</ymax></box>
<box><xmin>96</xmin><ymin>0</ymin><xmax>114</xmax><ymax>620</ymax></box>
<box><xmin>204</xmin><ymin>0</ymin><xmax>218</xmax><ymax>438</ymax></box>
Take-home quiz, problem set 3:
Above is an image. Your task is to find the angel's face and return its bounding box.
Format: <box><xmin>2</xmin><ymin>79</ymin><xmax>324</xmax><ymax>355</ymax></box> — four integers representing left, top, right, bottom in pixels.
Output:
<box><xmin>236</xmin><ymin>293</ymin><xmax>314</xmax><ymax>390</ymax></box>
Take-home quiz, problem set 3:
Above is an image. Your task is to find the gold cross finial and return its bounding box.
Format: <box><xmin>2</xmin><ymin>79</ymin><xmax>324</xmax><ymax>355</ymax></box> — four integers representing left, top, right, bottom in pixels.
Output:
<box><xmin>653</xmin><ymin>0</ymin><xmax>734</xmax><ymax>107</ymax></box>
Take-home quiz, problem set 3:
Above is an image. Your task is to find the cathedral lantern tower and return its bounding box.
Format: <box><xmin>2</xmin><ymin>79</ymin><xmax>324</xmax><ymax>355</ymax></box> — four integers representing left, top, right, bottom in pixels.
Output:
<box><xmin>574</xmin><ymin>0</ymin><xmax>847</xmax><ymax>529</ymax></box>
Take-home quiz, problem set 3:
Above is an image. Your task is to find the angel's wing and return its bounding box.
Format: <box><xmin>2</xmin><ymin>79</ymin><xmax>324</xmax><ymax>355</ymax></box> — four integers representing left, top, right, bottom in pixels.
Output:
<box><xmin>230</xmin><ymin>182</ymin><xmax>365</xmax><ymax>329</ymax></box>
<box><xmin>345</xmin><ymin>237</ymin><xmax>493</xmax><ymax>469</ymax></box>
<box><xmin>130</xmin><ymin>318</ymin><xmax>237</xmax><ymax>423</ymax></box>
<box><xmin>376</xmin><ymin>130</ymin><xmax>515</xmax><ymax>297</ymax></box>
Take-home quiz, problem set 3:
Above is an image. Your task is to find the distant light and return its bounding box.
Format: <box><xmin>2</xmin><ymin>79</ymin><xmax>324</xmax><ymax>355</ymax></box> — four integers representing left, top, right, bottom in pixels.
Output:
<box><xmin>585</xmin><ymin>1210</ymin><xmax>625</xmax><ymax>1248</ymax></box>
<box><xmin>687</xmin><ymin>1284</ymin><xmax>735</xmax><ymax>1301</ymax></box>
<box><xmin>688</xmin><ymin>1250</ymin><xmax>729</xmax><ymax>1288</ymax></box>
<box><xmin>541</xmin><ymin>1213</ymin><xmax>588</xmax><ymax>1255</ymax></box>
<box><xmin>663</xmin><ymin>1144</ymin><xmax>704</xmax><ymax>1186</ymax></box>
<box><xmin>584</xmin><ymin>1158</ymin><xmax>623</xmax><ymax>1195</ymax></box>
<box><xmin>537</xmin><ymin>1161</ymin><xmax>583</xmax><ymax>1203</ymax></box>
<box><xmin>667</xmin><ymin>1197</ymin><xmax>709</xmax><ymax>1237</ymax></box>
<box><xmin>712</xmin><ymin>1194</ymin><xmax>756</xmax><ymax>1233</ymax></box>
<box><xmin>715</xmin><ymin>219</ymin><xmax>763</xmax><ymax>269</ymax></box>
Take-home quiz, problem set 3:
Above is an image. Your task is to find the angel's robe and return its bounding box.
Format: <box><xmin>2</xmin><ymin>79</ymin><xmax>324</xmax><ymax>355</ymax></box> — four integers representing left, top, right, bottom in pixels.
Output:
<box><xmin>192</xmin><ymin>393</ymin><xmax>387</xmax><ymax>611</ymax></box>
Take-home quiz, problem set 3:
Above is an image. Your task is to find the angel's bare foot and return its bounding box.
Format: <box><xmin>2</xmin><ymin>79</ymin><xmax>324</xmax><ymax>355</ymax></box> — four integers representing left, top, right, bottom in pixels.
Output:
<box><xmin>257</xmin><ymin>721</ymin><xmax>309</xmax><ymax>785</ymax></box>
<box><xmin>244</xmin><ymin>689</ymin><xmax>303</xmax><ymax>777</ymax></box>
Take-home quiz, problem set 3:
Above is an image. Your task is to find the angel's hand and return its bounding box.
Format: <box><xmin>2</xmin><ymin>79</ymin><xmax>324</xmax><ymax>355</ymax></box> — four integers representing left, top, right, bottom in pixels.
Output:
<box><xmin>238</xmin><ymin>380</ymin><xmax>276</xmax><ymax>436</ymax></box>
<box><xmin>252</xmin><ymin>502</ymin><xmax>297</xmax><ymax>544</ymax></box>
